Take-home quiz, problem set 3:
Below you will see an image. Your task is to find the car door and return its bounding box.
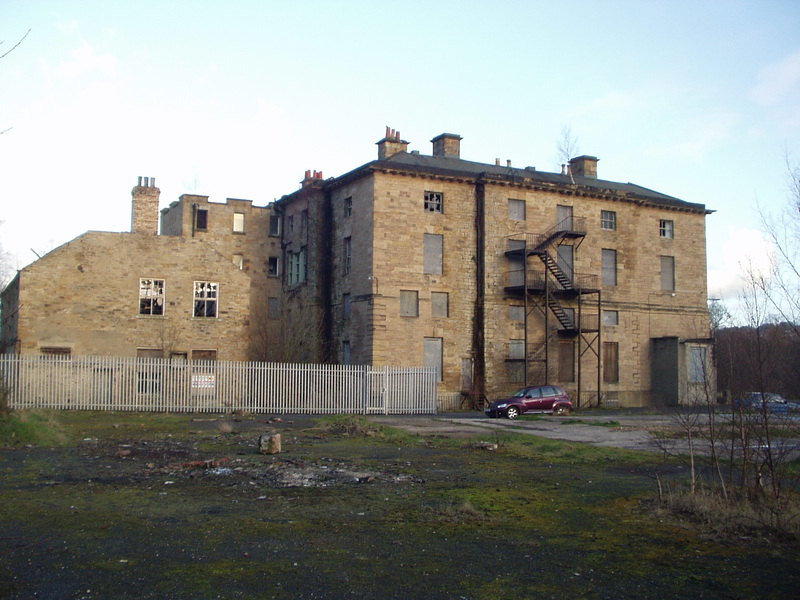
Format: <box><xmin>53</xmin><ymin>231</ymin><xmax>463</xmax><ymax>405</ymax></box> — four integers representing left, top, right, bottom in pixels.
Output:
<box><xmin>523</xmin><ymin>387</ymin><xmax>542</xmax><ymax>413</ymax></box>
<box><xmin>539</xmin><ymin>387</ymin><xmax>557</xmax><ymax>412</ymax></box>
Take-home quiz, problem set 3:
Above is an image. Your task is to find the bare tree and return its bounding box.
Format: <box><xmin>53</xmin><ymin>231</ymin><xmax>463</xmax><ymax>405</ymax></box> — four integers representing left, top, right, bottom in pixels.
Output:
<box><xmin>555</xmin><ymin>125</ymin><xmax>580</xmax><ymax>170</ymax></box>
<box><xmin>1</xmin><ymin>29</ymin><xmax>31</xmax><ymax>136</ymax></box>
<box><xmin>249</xmin><ymin>298</ymin><xmax>324</xmax><ymax>363</ymax></box>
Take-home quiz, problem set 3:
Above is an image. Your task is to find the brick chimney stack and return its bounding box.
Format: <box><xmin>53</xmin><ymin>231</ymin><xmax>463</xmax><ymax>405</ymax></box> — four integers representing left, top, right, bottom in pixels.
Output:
<box><xmin>377</xmin><ymin>127</ymin><xmax>409</xmax><ymax>159</ymax></box>
<box><xmin>568</xmin><ymin>155</ymin><xmax>599</xmax><ymax>179</ymax></box>
<box><xmin>131</xmin><ymin>176</ymin><xmax>161</xmax><ymax>234</ymax></box>
<box><xmin>431</xmin><ymin>133</ymin><xmax>462</xmax><ymax>158</ymax></box>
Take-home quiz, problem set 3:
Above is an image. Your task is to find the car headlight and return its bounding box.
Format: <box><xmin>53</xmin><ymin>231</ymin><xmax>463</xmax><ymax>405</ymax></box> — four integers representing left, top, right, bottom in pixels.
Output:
<box><xmin>496</xmin><ymin>403</ymin><xmax>508</xmax><ymax>409</ymax></box>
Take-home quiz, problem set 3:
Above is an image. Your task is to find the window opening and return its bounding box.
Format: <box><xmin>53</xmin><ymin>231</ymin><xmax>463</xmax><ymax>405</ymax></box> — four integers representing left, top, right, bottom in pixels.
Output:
<box><xmin>233</xmin><ymin>212</ymin><xmax>245</xmax><ymax>233</ymax></box>
<box><xmin>195</xmin><ymin>209</ymin><xmax>208</xmax><ymax>231</ymax></box>
<box><xmin>508</xmin><ymin>198</ymin><xmax>526</xmax><ymax>221</ymax></box>
<box><xmin>603</xmin><ymin>342</ymin><xmax>619</xmax><ymax>383</ymax></box>
<box><xmin>193</xmin><ymin>281</ymin><xmax>218</xmax><ymax>318</ymax></box>
<box><xmin>423</xmin><ymin>233</ymin><xmax>443</xmax><ymax>275</ymax></box>
<box><xmin>400</xmin><ymin>290</ymin><xmax>419</xmax><ymax>317</ymax></box>
<box><xmin>660</xmin><ymin>219</ymin><xmax>674</xmax><ymax>239</ymax></box>
<box><xmin>602</xmin><ymin>249</ymin><xmax>617</xmax><ymax>286</ymax></box>
<box><xmin>601</xmin><ymin>210</ymin><xmax>616</xmax><ymax>230</ymax></box>
<box><xmin>139</xmin><ymin>278</ymin><xmax>165</xmax><ymax>316</ymax></box>
<box><xmin>661</xmin><ymin>255</ymin><xmax>675</xmax><ymax>291</ymax></box>
<box><xmin>268</xmin><ymin>256</ymin><xmax>280</xmax><ymax>277</ymax></box>
<box><xmin>424</xmin><ymin>191</ymin><xmax>443</xmax><ymax>213</ymax></box>
<box><xmin>344</xmin><ymin>237</ymin><xmax>352</xmax><ymax>275</ymax></box>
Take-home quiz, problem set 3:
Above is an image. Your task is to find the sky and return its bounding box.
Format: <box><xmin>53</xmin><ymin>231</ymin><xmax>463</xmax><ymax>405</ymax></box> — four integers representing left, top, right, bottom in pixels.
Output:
<box><xmin>1</xmin><ymin>0</ymin><xmax>799</xmax><ymax>317</ymax></box>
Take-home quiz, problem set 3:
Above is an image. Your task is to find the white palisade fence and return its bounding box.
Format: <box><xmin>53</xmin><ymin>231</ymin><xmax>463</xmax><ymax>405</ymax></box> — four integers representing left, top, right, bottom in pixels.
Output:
<box><xmin>0</xmin><ymin>355</ymin><xmax>438</xmax><ymax>415</ymax></box>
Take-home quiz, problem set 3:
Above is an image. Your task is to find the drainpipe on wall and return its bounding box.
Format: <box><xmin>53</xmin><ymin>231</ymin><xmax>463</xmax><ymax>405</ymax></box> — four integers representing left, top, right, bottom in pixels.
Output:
<box><xmin>191</xmin><ymin>204</ymin><xmax>197</xmax><ymax>238</ymax></box>
<box><xmin>473</xmin><ymin>178</ymin><xmax>487</xmax><ymax>406</ymax></box>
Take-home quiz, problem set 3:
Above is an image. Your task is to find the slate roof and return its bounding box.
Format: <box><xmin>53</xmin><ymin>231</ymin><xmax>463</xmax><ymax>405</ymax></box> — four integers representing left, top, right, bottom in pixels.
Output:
<box><xmin>329</xmin><ymin>151</ymin><xmax>709</xmax><ymax>214</ymax></box>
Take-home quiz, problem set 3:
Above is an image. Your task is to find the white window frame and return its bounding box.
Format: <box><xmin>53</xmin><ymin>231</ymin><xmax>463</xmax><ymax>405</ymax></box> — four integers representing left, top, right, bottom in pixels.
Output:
<box><xmin>139</xmin><ymin>278</ymin><xmax>165</xmax><ymax>316</ymax></box>
<box><xmin>660</xmin><ymin>219</ymin><xmax>674</xmax><ymax>239</ymax></box>
<box><xmin>193</xmin><ymin>281</ymin><xmax>219</xmax><ymax>318</ymax></box>
<box><xmin>601</xmin><ymin>210</ymin><xmax>616</xmax><ymax>231</ymax></box>
<box><xmin>233</xmin><ymin>212</ymin><xmax>245</xmax><ymax>233</ymax></box>
<box><xmin>424</xmin><ymin>191</ymin><xmax>443</xmax><ymax>213</ymax></box>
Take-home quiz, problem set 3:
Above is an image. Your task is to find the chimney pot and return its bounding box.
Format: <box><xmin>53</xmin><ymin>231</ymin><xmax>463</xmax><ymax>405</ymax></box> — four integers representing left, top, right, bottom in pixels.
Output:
<box><xmin>506</xmin><ymin>160</ymin><xmax>511</xmax><ymax>167</ymax></box>
<box><xmin>138</xmin><ymin>176</ymin><xmax>142</xmax><ymax>186</ymax></box>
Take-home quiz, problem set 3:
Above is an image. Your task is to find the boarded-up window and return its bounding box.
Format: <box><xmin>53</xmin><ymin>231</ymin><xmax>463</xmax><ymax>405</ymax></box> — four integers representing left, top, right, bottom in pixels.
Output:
<box><xmin>603</xmin><ymin>310</ymin><xmax>619</xmax><ymax>326</ymax></box>
<box><xmin>268</xmin><ymin>297</ymin><xmax>279</xmax><ymax>319</ymax></box>
<box><xmin>400</xmin><ymin>290</ymin><xmax>419</xmax><ymax>317</ymax></box>
<box><xmin>232</xmin><ymin>254</ymin><xmax>243</xmax><ymax>270</ymax></box>
<box><xmin>661</xmin><ymin>255</ymin><xmax>675</xmax><ymax>291</ymax></box>
<box><xmin>559</xmin><ymin>341</ymin><xmax>575</xmax><ymax>382</ymax></box>
<box><xmin>602</xmin><ymin>249</ymin><xmax>617</xmax><ymax>286</ymax></box>
<box><xmin>509</xmin><ymin>198</ymin><xmax>526</xmax><ymax>221</ymax></box>
<box><xmin>343</xmin><ymin>293</ymin><xmax>351</xmax><ymax>319</ymax></box>
<box><xmin>424</xmin><ymin>337</ymin><xmax>443</xmax><ymax>381</ymax></box>
<box><xmin>431</xmin><ymin>292</ymin><xmax>449</xmax><ymax>318</ymax></box>
<box><xmin>424</xmin><ymin>233</ymin><xmax>443</xmax><ymax>275</ymax></box>
<box><xmin>557</xmin><ymin>204</ymin><xmax>573</xmax><ymax>230</ymax></box>
<box><xmin>508</xmin><ymin>339</ymin><xmax>525</xmax><ymax>382</ymax></box>
<box><xmin>689</xmin><ymin>346</ymin><xmax>706</xmax><ymax>383</ymax></box>
<box><xmin>603</xmin><ymin>342</ymin><xmax>619</xmax><ymax>383</ymax></box>
<box><xmin>343</xmin><ymin>341</ymin><xmax>351</xmax><ymax>365</ymax></box>
<box><xmin>510</xmin><ymin>305</ymin><xmax>524</xmax><ymax>322</ymax></box>
<box><xmin>193</xmin><ymin>350</ymin><xmax>217</xmax><ymax>361</ymax></box>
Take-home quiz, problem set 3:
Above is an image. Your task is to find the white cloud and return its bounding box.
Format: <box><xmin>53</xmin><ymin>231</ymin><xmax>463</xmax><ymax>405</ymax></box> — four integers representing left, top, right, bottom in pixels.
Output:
<box><xmin>671</xmin><ymin>112</ymin><xmax>739</xmax><ymax>162</ymax></box>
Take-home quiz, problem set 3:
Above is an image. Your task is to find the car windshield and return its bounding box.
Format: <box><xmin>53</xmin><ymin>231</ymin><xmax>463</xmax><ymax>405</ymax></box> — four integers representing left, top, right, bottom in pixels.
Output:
<box><xmin>512</xmin><ymin>389</ymin><xmax>527</xmax><ymax>398</ymax></box>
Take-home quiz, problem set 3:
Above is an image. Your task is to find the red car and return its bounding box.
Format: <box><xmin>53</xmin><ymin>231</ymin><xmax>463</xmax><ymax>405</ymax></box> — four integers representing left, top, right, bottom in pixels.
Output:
<box><xmin>485</xmin><ymin>385</ymin><xmax>573</xmax><ymax>419</ymax></box>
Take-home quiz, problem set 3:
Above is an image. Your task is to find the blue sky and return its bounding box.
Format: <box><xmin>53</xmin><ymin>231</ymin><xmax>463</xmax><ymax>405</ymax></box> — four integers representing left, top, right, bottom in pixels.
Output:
<box><xmin>2</xmin><ymin>1</ymin><xmax>799</xmax><ymax>314</ymax></box>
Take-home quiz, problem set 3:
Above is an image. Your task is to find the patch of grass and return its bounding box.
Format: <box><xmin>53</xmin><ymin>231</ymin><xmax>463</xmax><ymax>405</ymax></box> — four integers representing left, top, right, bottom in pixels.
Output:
<box><xmin>0</xmin><ymin>410</ymin><xmax>68</xmax><ymax>447</ymax></box>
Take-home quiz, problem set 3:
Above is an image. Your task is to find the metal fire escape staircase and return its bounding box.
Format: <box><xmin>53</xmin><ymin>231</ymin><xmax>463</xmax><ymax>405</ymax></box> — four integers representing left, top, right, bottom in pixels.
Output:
<box><xmin>504</xmin><ymin>217</ymin><xmax>602</xmax><ymax>407</ymax></box>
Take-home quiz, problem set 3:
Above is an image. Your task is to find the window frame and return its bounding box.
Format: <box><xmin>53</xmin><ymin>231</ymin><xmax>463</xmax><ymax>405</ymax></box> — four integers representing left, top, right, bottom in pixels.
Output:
<box><xmin>344</xmin><ymin>237</ymin><xmax>352</xmax><ymax>275</ymax></box>
<box><xmin>139</xmin><ymin>278</ymin><xmax>165</xmax><ymax>316</ymax></box>
<box><xmin>269</xmin><ymin>215</ymin><xmax>281</xmax><ymax>237</ymax></box>
<box><xmin>193</xmin><ymin>281</ymin><xmax>219</xmax><ymax>319</ymax></box>
<box><xmin>268</xmin><ymin>256</ymin><xmax>280</xmax><ymax>278</ymax></box>
<box><xmin>661</xmin><ymin>255</ymin><xmax>675</xmax><ymax>291</ymax></box>
<box><xmin>602</xmin><ymin>310</ymin><xmax>619</xmax><ymax>326</ymax></box>
<box><xmin>431</xmin><ymin>292</ymin><xmax>449</xmax><ymax>318</ymax></box>
<box><xmin>508</xmin><ymin>198</ymin><xmax>526</xmax><ymax>221</ymax></box>
<box><xmin>600</xmin><ymin>210</ymin><xmax>617</xmax><ymax>231</ymax></box>
<box><xmin>400</xmin><ymin>290</ymin><xmax>419</xmax><ymax>317</ymax></box>
<box><xmin>602</xmin><ymin>248</ymin><xmax>618</xmax><ymax>286</ymax></box>
<box><xmin>343</xmin><ymin>293</ymin><xmax>351</xmax><ymax>319</ymax></box>
<box><xmin>232</xmin><ymin>212</ymin><xmax>245</xmax><ymax>234</ymax></box>
<box><xmin>423</xmin><ymin>233</ymin><xmax>444</xmax><ymax>275</ymax></box>
<box><xmin>344</xmin><ymin>196</ymin><xmax>352</xmax><ymax>218</ymax></box>
<box><xmin>424</xmin><ymin>191</ymin><xmax>443</xmax><ymax>213</ymax></box>
<box><xmin>659</xmin><ymin>219</ymin><xmax>674</xmax><ymax>239</ymax></box>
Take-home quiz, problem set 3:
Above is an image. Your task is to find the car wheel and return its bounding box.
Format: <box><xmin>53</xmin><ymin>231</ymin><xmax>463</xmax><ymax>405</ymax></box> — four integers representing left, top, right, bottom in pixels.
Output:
<box><xmin>554</xmin><ymin>405</ymin><xmax>571</xmax><ymax>416</ymax></box>
<box><xmin>506</xmin><ymin>406</ymin><xmax>520</xmax><ymax>420</ymax></box>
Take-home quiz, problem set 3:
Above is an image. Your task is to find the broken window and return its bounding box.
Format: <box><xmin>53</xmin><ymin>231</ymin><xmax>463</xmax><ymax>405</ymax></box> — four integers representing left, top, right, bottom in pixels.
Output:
<box><xmin>269</xmin><ymin>215</ymin><xmax>281</xmax><ymax>236</ymax></box>
<box><xmin>233</xmin><ymin>212</ymin><xmax>245</xmax><ymax>233</ymax></box>
<box><xmin>424</xmin><ymin>191</ymin><xmax>443</xmax><ymax>213</ymax></box>
<box><xmin>344</xmin><ymin>196</ymin><xmax>352</xmax><ymax>218</ymax></box>
<box><xmin>423</xmin><ymin>233</ymin><xmax>443</xmax><ymax>275</ymax></box>
<box><xmin>193</xmin><ymin>281</ymin><xmax>218</xmax><ymax>318</ymax></box>
<box><xmin>139</xmin><ymin>278</ymin><xmax>165</xmax><ymax>316</ymax></box>
<box><xmin>232</xmin><ymin>254</ymin><xmax>243</xmax><ymax>270</ymax></box>
<box><xmin>601</xmin><ymin>210</ymin><xmax>616</xmax><ymax>230</ymax></box>
<box><xmin>660</xmin><ymin>219</ymin><xmax>674</xmax><ymax>239</ymax></box>
<box><xmin>400</xmin><ymin>290</ymin><xmax>419</xmax><ymax>317</ymax></box>
<box><xmin>431</xmin><ymin>292</ymin><xmax>449</xmax><ymax>318</ymax></box>
<box><xmin>288</xmin><ymin>215</ymin><xmax>294</xmax><ymax>234</ymax></box>
<box><xmin>509</xmin><ymin>199</ymin><xmax>526</xmax><ymax>221</ymax></box>
<box><xmin>195</xmin><ymin>209</ymin><xmax>208</xmax><ymax>231</ymax></box>
<box><xmin>268</xmin><ymin>256</ymin><xmax>280</xmax><ymax>277</ymax></box>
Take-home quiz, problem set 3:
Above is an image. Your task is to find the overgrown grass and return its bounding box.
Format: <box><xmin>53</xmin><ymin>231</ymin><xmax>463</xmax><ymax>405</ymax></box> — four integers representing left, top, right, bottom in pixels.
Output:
<box><xmin>0</xmin><ymin>410</ymin><xmax>68</xmax><ymax>447</ymax></box>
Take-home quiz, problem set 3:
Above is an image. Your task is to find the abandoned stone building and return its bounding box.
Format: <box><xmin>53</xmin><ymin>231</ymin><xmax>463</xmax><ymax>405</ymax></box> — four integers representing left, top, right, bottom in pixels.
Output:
<box><xmin>0</xmin><ymin>177</ymin><xmax>279</xmax><ymax>362</ymax></box>
<box><xmin>1</xmin><ymin>129</ymin><xmax>714</xmax><ymax>407</ymax></box>
<box><xmin>276</xmin><ymin>129</ymin><xmax>714</xmax><ymax>407</ymax></box>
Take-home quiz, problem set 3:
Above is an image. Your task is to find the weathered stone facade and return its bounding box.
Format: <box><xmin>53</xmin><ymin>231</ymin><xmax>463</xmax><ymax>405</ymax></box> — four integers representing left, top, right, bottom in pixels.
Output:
<box><xmin>1</xmin><ymin>128</ymin><xmax>714</xmax><ymax>408</ymax></box>
<box><xmin>275</xmin><ymin>130</ymin><xmax>714</xmax><ymax>407</ymax></box>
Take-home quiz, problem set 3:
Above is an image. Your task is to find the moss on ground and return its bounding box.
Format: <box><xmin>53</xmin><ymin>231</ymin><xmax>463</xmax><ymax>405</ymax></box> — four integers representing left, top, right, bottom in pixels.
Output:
<box><xmin>1</xmin><ymin>411</ymin><xmax>798</xmax><ymax>599</ymax></box>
